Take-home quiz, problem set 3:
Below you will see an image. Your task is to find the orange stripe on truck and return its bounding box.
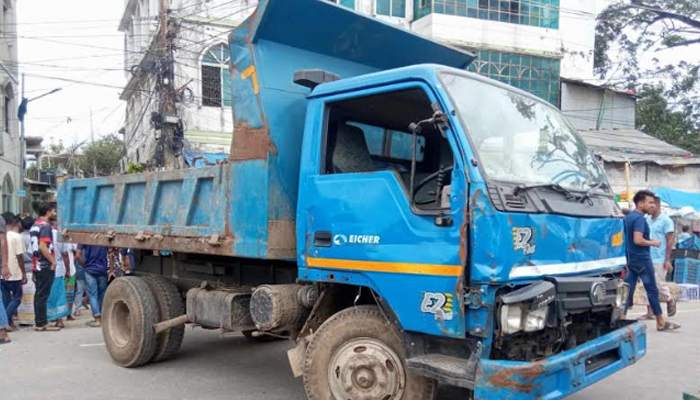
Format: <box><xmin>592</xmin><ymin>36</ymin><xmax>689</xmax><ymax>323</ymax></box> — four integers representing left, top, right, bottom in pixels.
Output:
<box><xmin>306</xmin><ymin>257</ymin><xmax>462</xmax><ymax>277</ymax></box>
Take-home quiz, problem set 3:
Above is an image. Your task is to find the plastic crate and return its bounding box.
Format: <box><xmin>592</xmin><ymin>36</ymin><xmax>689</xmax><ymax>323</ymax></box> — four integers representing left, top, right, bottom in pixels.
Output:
<box><xmin>674</xmin><ymin>258</ymin><xmax>700</xmax><ymax>285</ymax></box>
<box><xmin>677</xmin><ymin>284</ymin><xmax>700</xmax><ymax>302</ymax></box>
<box><xmin>679</xmin><ymin>235</ymin><xmax>700</xmax><ymax>250</ymax></box>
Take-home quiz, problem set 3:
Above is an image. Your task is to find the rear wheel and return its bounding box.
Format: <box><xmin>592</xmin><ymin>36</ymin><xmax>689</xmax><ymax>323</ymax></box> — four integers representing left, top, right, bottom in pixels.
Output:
<box><xmin>303</xmin><ymin>305</ymin><xmax>437</xmax><ymax>400</ymax></box>
<box><xmin>102</xmin><ymin>277</ymin><xmax>159</xmax><ymax>368</ymax></box>
<box><xmin>142</xmin><ymin>275</ymin><xmax>185</xmax><ymax>362</ymax></box>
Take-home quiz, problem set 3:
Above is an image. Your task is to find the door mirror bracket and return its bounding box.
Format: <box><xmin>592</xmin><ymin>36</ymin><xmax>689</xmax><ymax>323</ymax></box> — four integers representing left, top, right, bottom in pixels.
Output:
<box><xmin>434</xmin><ymin>213</ymin><xmax>453</xmax><ymax>227</ymax></box>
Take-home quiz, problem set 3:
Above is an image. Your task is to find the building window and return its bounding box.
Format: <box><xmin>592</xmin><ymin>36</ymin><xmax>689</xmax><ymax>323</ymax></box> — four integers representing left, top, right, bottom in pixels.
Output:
<box><xmin>201</xmin><ymin>44</ymin><xmax>232</xmax><ymax>107</ymax></box>
<box><xmin>4</xmin><ymin>87</ymin><xmax>11</xmax><ymax>134</ymax></box>
<box><xmin>1</xmin><ymin>174</ymin><xmax>13</xmax><ymax>212</ymax></box>
<box><xmin>415</xmin><ymin>0</ymin><xmax>559</xmax><ymax>29</ymax></box>
<box><xmin>377</xmin><ymin>0</ymin><xmax>406</xmax><ymax>18</ymax></box>
<box><xmin>468</xmin><ymin>49</ymin><xmax>560</xmax><ymax>105</ymax></box>
<box><xmin>333</xmin><ymin>0</ymin><xmax>355</xmax><ymax>9</ymax></box>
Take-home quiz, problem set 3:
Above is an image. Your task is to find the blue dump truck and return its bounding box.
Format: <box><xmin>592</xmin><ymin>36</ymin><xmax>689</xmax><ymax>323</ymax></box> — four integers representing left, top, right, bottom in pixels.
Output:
<box><xmin>58</xmin><ymin>0</ymin><xmax>646</xmax><ymax>398</ymax></box>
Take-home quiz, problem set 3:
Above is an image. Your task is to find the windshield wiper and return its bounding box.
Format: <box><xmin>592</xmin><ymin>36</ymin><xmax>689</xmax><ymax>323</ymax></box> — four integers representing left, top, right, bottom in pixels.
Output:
<box><xmin>578</xmin><ymin>181</ymin><xmax>610</xmax><ymax>204</ymax></box>
<box><xmin>512</xmin><ymin>183</ymin><xmax>578</xmax><ymax>200</ymax></box>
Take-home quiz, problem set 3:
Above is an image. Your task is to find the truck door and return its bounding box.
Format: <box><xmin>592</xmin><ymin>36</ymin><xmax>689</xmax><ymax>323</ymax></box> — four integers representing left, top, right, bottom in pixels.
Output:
<box><xmin>298</xmin><ymin>83</ymin><xmax>468</xmax><ymax>338</ymax></box>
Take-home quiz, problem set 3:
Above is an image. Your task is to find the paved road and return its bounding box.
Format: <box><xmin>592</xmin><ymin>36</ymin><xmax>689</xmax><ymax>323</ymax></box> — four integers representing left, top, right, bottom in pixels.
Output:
<box><xmin>1</xmin><ymin>303</ymin><xmax>699</xmax><ymax>400</ymax></box>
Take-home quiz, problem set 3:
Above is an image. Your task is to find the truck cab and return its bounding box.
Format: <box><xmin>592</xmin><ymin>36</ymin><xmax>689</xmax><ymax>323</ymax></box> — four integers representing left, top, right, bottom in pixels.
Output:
<box><xmin>57</xmin><ymin>0</ymin><xmax>645</xmax><ymax>398</ymax></box>
<box><xmin>295</xmin><ymin>65</ymin><xmax>643</xmax><ymax>398</ymax></box>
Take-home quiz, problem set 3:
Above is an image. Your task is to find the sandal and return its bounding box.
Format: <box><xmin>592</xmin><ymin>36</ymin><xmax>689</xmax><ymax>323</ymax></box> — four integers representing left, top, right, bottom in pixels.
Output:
<box><xmin>86</xmin><ymin>321</ymin><xmax>101</xmax><ymax>328</ymax></box>
<box><xmin>0</xmin><ymin>337</ymin><xmax>11</xmax><ymax>345</ymax></box>
<box><xmin>34</xmin><ymin>325</ymin><xmax>61</xmax><ymax>332</ymax></box>
<box><xmin>637</xmin><ymin>314</ymin><xmax>655</xmax><ymax>321</ymax></box>
<box><xmin>667</xmin><ymin>299</ymin><xmax>677</xmax><ymax>317</ymax></box>
<box><xmin>657</xmin><ymin>321</ymin><xmax>681</xmax><ymax>332</ymax></box>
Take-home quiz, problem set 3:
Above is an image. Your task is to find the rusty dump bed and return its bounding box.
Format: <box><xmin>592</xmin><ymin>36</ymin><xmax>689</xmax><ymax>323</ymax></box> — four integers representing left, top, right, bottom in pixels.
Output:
<box><xmin>58</xmin><ymin>0</ymin><xmax>472</xmax><ymax>261</ymax></box>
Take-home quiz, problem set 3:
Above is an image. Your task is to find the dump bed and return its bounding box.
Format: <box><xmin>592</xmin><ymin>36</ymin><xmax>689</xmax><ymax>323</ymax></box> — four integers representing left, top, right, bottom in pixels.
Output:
<box><xmin>58</xmin><ymin>0</ymin><xmax>473</xmax><ymax>260</ymax></box>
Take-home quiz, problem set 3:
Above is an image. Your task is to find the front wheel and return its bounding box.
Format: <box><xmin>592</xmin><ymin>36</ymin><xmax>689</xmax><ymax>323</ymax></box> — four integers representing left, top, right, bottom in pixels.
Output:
<box><xmin>303</xmin><ymin>305</ymin><xmax>437</xmax><ymax>400</ymax></box>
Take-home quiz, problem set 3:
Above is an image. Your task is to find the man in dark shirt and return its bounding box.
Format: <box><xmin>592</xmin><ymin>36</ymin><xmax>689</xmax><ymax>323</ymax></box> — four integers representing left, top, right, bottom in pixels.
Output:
<box><xmin>76</xmin><ymin>244</ymin><xmax>109</xmax><ymax>327</ymax></box>
<box><xmin>623</xmin><ymin>190</ymin><xmax>680</xmax><ymax>331</ymax></box>
<box><xmin>30</xmin><ymin>202</ymin><xmax>60</xmax><ymax>331</ymax></box>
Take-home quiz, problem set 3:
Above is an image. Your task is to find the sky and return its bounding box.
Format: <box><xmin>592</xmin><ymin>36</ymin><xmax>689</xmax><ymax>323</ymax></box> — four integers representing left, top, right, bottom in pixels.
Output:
<box><xmin>16</xmin><ymin>0</ymin><xmax>128</xmax><ymax>150</ymax></box>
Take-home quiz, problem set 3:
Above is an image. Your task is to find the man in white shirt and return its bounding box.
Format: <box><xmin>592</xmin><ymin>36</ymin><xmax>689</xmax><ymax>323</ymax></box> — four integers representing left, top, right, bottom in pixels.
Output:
<box><xmin>1</xmin><ymin>213</ymin><xmax>27</xmax><ymax>330</ymax></box>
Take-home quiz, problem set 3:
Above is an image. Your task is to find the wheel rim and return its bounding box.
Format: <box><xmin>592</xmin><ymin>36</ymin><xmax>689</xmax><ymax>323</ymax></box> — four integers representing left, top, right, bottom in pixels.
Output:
<box><xmin>328</xmin><ymin>337</ymin><xmax>406</xmax><ymax>400</ymax></box>
<box><xmin>109</xmin><ymin>299</ymin><xmax>132</xmax><ymax>348</ymax></box>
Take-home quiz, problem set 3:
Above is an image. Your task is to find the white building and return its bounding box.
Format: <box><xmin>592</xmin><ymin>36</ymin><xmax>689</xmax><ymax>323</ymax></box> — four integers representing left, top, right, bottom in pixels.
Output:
<box><xmin>0</xmin><ymin>0</ymin><xmax>21</xmax><ymax>213</ymax></box>
<box><xmin>119</xmin><ymin>0</ymin><xmax>599</xmax><ymax>165</ymax></box>
<box><xmin>119</xmin><ymin>0</ymin><xmax>254</xmax><ymax>166</ymax></box>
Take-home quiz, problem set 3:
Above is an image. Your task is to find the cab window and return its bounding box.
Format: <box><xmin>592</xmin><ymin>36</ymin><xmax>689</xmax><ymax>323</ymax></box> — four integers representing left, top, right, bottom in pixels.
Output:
<box><xmin>322</xmin><ymin>87</ymin><xmax>454</xmax><ymax>211</ymax></box>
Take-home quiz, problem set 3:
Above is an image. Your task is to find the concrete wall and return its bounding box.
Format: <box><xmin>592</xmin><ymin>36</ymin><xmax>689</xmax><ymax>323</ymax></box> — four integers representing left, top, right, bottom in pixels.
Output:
<box><xmin>0</xmin><ymin>0</ymin><xmax>21</xmax><ymax>213</ymax></box>
<box><xmin>561</xmin><ymin>82</ymin><xmax>635</xmax><ymax>130</ymax></box>
<box><xmin>603</xmin><ymin>162</ymin><xmax>700</xmax><ymax>195</ymax></box>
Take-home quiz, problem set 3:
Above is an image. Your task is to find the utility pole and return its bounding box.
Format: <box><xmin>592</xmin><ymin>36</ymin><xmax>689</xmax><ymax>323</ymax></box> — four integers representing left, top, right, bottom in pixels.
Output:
<box><xmin>157</xmin><ymin>0</ymin><xmax>180</xmax><ymax>169</ymax></box>
<box><xmin>17</xmin><ymin>76</ymin><xmax>62</xmax><ymax>212</ymax></box>
<box><xmin>20</xmin><ymin>74</ymin><xmax>25</xmax><ymax>188</ymax></box>
<box><xmin>90</xmin><ymin>107</ymin><xmax>94</xmax><ymax>142</ymax></box>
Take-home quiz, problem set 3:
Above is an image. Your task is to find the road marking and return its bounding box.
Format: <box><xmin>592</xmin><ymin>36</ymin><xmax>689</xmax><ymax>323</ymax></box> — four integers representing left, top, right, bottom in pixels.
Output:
<box><xmin>79</xmin><ymin>343</ymin><xmax>105</xmax><ymax>347</ymax></box>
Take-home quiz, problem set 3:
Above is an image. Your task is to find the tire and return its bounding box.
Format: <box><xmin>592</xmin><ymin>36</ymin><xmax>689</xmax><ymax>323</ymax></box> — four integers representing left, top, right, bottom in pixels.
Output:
<box><xmin>303</xmin><ymin>305</ymin><xmax>437</xmax><ymax>400</ymax></box>
<box><xmin>102</xmin><ymin>276</ymin><xmax>159</xmax><ymax>368</ymax></box>
<box><xmin>142</xmin><ymin>275</ymin><xmax>186</xmax><ymax>363</ymax></box>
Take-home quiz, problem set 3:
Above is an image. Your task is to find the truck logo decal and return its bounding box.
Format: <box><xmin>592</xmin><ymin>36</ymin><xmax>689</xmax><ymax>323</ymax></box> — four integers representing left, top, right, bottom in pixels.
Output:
<box><xmin>333</xmin><ymin>234</ymin><xmax>380</xmax><ymax>246</ymax></box>
<box><xmin>512</xmin><ymin>227</ymin><xmax>536</xmax><ymax>255</ymax></box>
<box><xmin>333</xmin><ymin>234</ymin><xmax>348</xmax><ymax>245</ymax></box>
<box><xmin>420</xmin><ymin>292</ymin><xmax>454</xmax><ymax>321</ymax></box>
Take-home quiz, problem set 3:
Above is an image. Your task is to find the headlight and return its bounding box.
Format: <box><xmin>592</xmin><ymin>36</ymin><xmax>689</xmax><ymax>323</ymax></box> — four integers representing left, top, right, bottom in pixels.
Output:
<box><xmin>500</xmin><ymin>304</ymin><xmax>523</xmax><ymax>335</ymax></box>
<box><xmin>523</xmin><ymin>307</ymin><xmax>548</xmax><ymax>332</ymax></box>
<box><xmin>615</xmin><ymin>281</ymin><xmax>629</xmax><ymax>309</ymax></box>
<box><xmin>500</xmin><ymin>303</ymin><xmax>549</xmax><ymax>335</ymax></box>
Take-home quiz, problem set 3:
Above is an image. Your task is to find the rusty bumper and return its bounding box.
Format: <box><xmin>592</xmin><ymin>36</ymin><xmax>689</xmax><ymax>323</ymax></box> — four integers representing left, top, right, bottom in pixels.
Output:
<box><xmin>474</xmin><ymin>321</ymin><xmax>646</xmax><ymax>400</ymax></box>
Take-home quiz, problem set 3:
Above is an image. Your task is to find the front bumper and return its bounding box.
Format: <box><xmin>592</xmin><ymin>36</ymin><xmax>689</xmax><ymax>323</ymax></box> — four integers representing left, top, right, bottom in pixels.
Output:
<box><xmin>474</xmin><ymin>320</ymin><xmax>646</xmax><ymax>400</ymax></box>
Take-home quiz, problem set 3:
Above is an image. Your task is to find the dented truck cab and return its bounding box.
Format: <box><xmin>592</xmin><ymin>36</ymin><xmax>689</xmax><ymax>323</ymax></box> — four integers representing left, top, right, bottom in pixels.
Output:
<box><xmin>296</xmin><ymin>65</ymin><xmax>645</xmax><ymax>398</ymax></box>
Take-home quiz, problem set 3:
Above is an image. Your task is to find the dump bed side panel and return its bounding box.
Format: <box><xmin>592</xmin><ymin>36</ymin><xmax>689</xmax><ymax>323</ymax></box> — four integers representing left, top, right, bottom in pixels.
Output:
<box><xmin>58</xmin><ymin>164</ymin><xmax>234</xmax><ymax>256</ymax></box>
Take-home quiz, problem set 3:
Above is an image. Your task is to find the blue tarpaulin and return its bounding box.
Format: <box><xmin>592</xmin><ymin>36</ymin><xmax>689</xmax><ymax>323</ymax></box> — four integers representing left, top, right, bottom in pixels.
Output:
<box><xmin>183</xmin><ymin>151</ymin><xmax>228</xmax><ymax>168</ymax></box>
<box><xmin>653</xmin><ymin>187</ymin><xmax>700</xmax><ymax>211</ymax></box>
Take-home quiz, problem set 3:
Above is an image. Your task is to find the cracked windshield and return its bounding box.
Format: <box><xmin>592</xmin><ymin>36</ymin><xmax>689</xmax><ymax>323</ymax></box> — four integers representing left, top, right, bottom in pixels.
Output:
<box><xmin>442</xmin><ymin>73</ymin><xmax>606</xmax><ymax>191</ymax></box>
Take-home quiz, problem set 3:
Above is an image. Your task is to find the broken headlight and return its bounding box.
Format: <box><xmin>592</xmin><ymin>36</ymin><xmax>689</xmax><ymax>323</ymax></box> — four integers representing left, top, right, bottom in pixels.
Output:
<box><xmin>615</xmin><ymin>281</ymin><xmax>629</xmax><ymax>309</ymax></box>
<box><xmin>499</xmin><ymin>281</ymin><xmax>555</xmax><ymax>335</ymax></box>
<box><xmin>500</xmin><ymin>303</ymin><xmax>549</xmax><ymax>335</ymax></box>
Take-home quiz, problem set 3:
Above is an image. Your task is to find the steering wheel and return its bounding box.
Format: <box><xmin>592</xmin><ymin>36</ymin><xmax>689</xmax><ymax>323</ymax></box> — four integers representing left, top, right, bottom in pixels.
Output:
<box><xmin>413</xmin><ymin>166</ymin><xmax>454</xmax><ymax>206</ymax></box>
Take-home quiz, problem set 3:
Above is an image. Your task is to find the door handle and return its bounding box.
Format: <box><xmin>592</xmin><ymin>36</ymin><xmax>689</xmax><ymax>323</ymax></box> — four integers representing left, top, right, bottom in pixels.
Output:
<box><xmin>314</xmin><ymin>231</ymin><xmax>332</xmax><ymax>247</ymax></box>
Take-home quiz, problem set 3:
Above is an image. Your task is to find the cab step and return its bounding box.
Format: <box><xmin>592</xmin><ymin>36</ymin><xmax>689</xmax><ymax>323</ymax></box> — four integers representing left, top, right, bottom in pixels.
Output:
<box><xmin>406</xmin><ymin>354</ymin><xmax>477</xmax><ymax>389</ymax></box>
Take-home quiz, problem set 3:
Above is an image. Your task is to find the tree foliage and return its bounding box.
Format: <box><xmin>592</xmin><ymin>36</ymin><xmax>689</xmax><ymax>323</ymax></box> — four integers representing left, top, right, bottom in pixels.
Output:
<box><xmin>74</xmin><ymin>135</ymin><xmax>125</xmax><ymax>177</ymax></box>
<box><xmin>636</xmin><ymin>85</ymin><xmax>700</xmax><ymax>154</ymax></box>
<box><xmin>595</xmin><ymin>0</ymin><xmax>700</xmax><ymax>152</ymax></box>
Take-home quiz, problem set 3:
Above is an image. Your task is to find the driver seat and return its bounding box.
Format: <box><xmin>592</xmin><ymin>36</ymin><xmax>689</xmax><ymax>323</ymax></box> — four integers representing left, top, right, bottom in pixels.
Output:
<box><xmin>332</xmin><ymin>124</ymin><xmax>376</xmax><ymax>173</ymax></box>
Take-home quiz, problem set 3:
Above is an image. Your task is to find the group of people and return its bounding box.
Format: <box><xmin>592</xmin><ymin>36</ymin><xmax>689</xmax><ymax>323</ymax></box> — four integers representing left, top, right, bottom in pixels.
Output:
<box><xmin>622</xmin><ymin>190</ymin><xmax>683</xmax><ymax>332</ymax></box>
<box><xmin>0</xmin><ymin>202</ymin><xmax>129</xmax><ymax>344</ymax></box>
